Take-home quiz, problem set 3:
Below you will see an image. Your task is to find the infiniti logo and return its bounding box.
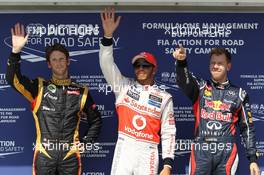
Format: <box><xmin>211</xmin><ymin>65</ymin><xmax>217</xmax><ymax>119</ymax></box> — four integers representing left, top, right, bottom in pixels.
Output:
<box><xmin>206</xmin><ymin>121</ymin><xmax>222</xmax><ymax>130</ymax></box>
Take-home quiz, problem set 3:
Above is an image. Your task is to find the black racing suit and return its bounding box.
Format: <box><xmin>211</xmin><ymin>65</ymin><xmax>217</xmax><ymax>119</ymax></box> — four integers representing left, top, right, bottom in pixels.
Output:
<box><xmin>176</xmin><ymin>59</ymin><xmax>258</xmax><ymax>175</ymax></box>
<box><xmin>6</xmin><ymin>52</ymin><xmax>102</xmax><ymax>175</ymax></box>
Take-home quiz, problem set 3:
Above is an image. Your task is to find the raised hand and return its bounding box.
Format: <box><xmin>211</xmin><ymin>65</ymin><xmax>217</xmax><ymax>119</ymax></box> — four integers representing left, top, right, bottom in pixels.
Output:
<box><xmin>172</xmin><ymin>44</ymin><xmax>186</xmax><ymax>60</ymax></box>
<box><xmin>250</xmin><ymin>162</ymin><xmax>260</xmax><ymax>175</ymax></box>
<box><xmin>159</xmin><ymin>166</ymin><xmax>171</xmax><ymax>175</ymax></box>
<box><xmin>11</xmin><ymin>23</ymin><xmax>29</xmax><ymax>53</ymax></box>
<box><xmin>100</xmin><ymin>8</ymin><xmax>121</xmax><ymax>38</ymax></box>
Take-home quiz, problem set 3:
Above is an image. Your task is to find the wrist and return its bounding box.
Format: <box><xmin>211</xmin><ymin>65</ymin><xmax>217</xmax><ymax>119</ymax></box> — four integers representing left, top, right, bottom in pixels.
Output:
<box><xmin>104</xmin><ymin>34</ymin><xmax>113</xmax><ymax>38</ymax></box>
<box><xmin>249</xmin><ymin>154</ymin><xmax>258</xmax><ymax>163</ymax></box>
<box><xmin>163</xmin><ymin>164</ymin><xmax>172</xmax><ymax>169</ymax></box>
<box><xmin>101</xmin><ymin>37</ymin><xmax>113</xmax><ymax>46</ymax></box>
<box><xmin>12</xmin><ymin>48</ymin><xmax>21</xmax><ymax>54</ymax></box>
<box><xmin>163</xmin><ymin>157</ymin><xmax>173</xmax><ymax>168</ymax></box>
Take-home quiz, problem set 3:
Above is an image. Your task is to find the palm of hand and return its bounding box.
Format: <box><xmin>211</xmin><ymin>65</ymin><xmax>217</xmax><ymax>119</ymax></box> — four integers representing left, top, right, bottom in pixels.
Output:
<box><xmin>103</xmin><ymin>20</ymin><xmax>117</xmax><ymax>36</ymax></box>
<box><xmin>12</xmin><ymin>35</ymin><xmax>27</xmax><ymax>50</ymax></box>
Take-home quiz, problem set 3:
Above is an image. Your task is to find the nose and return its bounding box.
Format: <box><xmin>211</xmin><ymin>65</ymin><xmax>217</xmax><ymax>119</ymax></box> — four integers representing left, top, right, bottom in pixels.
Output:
<box><xmin>211</xmin><ymin>63</ymin><xmax>219</xmax><ymax>69</ymax></box>
<box><xmin>138</xmin><ymin>65</ymin><xmax>145</xmax><ymax>70</ymax></box>
<box><xmin>134</xmin><ymin>65</ymin><xmax>145</xmax><ymax>70</ymax></box>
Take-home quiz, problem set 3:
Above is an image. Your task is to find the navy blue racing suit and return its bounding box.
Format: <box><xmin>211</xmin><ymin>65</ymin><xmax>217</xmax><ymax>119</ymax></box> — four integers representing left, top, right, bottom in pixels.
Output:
<box><xmin>176</xmin><ymin>59</ymin><xmax>258</xmax><ymax>175</ymax></box>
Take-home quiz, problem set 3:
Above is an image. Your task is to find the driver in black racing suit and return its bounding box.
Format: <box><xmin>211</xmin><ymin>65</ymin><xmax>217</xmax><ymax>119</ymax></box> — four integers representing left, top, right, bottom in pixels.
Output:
<box><xmin>6</xmin><ymin>23</ymin><xmax>102</xmax><ymax>175</ymax></box>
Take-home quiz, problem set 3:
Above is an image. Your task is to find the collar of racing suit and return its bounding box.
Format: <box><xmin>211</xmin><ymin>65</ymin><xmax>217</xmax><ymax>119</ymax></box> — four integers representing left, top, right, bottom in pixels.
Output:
<box><xmin>51</xmin><ymin>76</ymin><xmax>72</xmax><ymax>86</ymax></box>
<box><xmin>134</xmin><ymin>80</ymin><xmax>158</xmax><ymax>91</ymax></box>
<box><xmin>210</xmin><ymin>79</ymin><xmax>230</xmax><ymax>89</ymax></box>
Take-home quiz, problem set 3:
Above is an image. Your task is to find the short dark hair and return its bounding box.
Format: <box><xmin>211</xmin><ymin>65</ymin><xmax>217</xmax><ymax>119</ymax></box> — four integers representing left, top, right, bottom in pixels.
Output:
<box><xmin>45</xmin><ymin>43</ymin><xmax>69</xmax><ymax>62</ymax></box>
<box><xmin>210</xmin><ymin>48</ymin><xmax>231</xmax><ymax>63</ymax></box>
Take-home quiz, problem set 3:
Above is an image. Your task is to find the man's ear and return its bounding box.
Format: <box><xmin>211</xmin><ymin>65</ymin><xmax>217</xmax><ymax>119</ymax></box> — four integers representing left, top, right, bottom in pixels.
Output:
<box><xmin>47</xmin><ymin>61</ymin><xmax>51</xmax><ymax>69</ymax></box>
<box><xmin>67</xmin><ymin>58</ymin><xmax>70</xmax><ymax>66</ymax></box>
<box><xmin>227</xmin><ymin>63</ymin><xmax>231</xmax><ymax>71</ymax></box>
<box><xmin>152</xmin><ymin>68</ymin><xmax>156</xmax><ymax>75</ymax></box>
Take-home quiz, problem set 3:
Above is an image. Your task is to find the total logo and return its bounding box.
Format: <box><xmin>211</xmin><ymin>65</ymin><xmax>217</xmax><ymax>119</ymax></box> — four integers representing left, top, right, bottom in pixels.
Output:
<box><xmin>132</xmin><ymin>115</ymin><xmax>147</xmax><ymax>130</ymax></box>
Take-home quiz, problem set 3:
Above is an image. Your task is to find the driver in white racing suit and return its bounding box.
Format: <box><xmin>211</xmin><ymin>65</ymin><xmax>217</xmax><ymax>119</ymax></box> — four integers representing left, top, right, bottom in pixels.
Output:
<box><xmin>99</xmin><ymin>8</ymin><xmax>176</xmax><ymax>175</ymax></box>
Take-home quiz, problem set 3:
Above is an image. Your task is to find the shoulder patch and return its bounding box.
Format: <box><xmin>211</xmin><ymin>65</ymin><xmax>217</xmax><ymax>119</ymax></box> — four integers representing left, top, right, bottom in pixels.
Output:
<box><xmin>239</xmin><ymin>88</ymin><xmax>247</xmax><ymax>100</ymax></box>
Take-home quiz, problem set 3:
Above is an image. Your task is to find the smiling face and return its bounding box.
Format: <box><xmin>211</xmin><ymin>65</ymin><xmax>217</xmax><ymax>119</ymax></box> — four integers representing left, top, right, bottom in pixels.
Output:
<box><xmin>133</xmin><ymin>58</ymin><xmax>156</xmax><ymax>85</ymax></box>
<box><xmin>209</xmin><ymin>53</ymin><xmax>231</xmax><ymax>83</ymax></box>
<box><xmin>47</xmin><ymin>50</ymin><xmax>70</xmax><ymax>80</ymax></box>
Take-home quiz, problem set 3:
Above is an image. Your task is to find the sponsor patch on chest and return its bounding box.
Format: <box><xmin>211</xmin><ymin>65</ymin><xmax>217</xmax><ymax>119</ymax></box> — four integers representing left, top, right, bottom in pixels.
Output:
<box><xmin>126</xmin><ymin>90</ymin><xmax>140</xmax><ymax>100</ymax></box>
<box><xmin>148</xmin><ymin>94</ymin><xmax>163</xmax><ymax>108</ymax></box>
<box><xmin>66</xmin><ymin>90</ymin><xmax>80</xmax><ymax>95</ymax></box>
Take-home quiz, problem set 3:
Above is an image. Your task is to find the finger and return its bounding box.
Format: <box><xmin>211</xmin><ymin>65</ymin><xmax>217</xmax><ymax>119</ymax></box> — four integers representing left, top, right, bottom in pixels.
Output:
<box><xmin>250</xmin><ymin>167</ymin><xmax>254</xmax><ymax>175</ymax></box>
<box><xmin>100</xmin><ymin>12</ymin><xmax>105</xmax><ymax>22</ymax></box>
<box><xmin>11</xmin><ymin>28</ymin><xmax>14</xmax><ymax>36</ymax></box>
<box><xmin>173</xmin><ymin>50</ymin><xmax>177</xmax><ymax>58</ymax></box>
<box><xmin>15</xmin><ymin>23</ymin><xmax>19</xmax><ymax>35</ymax></box>
<box><xmin>178</xmin><ymin>43</ymin><xmax>182</xmax><ymax>48</ymax></box>
<box><xmin>103</xmin><ymin>8</ymin><xmax>108</xmax><ymax>20</ymax></box>
<box><xmin>25</xmin><ymin>34</ymin><xmax>29</xmax><ymax>41</ymax></box>
<box><xmin>106</xmin><ymin>7</ymin><xmax>110</xmax><ymax>19</ymax></box>
<box><xmin>17</xmin><ymin>23</ymin><xmax>22</xmax><ymax>36</ymax></box>
<box><xmin>110</xmin><ymin>7</ymin><xmax>114</xmax><ymax>19</ymax></box>
<box><xmin>179</xmin><ymin>44</ymin><xmax>185</xmax><ymax>52</ymax></box>
<box><xmin>116</xmin><ymin>16</ymin><xmax>121</xmax><ymax>26</ymax></box>
<box><xmin>21</xmin><ymin>24</ymin><xmax>25</xmax><ymax>36</ymax></box>
<box><xmin>255</xmin><ymin>168</ymin><xmax>260</xmax><ymax>175</ymax></box>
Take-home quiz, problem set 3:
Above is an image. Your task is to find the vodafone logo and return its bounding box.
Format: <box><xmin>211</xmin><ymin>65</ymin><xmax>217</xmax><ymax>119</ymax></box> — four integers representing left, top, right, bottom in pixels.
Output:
<box><xmin>132</xmin><ymin>115</ymin><xmax>147</xmax><ymax>130</ymax></box>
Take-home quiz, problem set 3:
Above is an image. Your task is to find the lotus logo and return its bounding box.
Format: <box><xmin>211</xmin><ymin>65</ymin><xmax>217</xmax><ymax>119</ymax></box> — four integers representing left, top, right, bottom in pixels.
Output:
<box><xmin>206</xmin><ymin>121</ymin><xmax>222</xmax><ymax>130</ymax></box>
<box><xmin>47</xmin><ymin>84</ymin><xmax>56</xmax><ymax>93</ymax></box>
<box><xmin>132</xmin><ymin>115</ymin><xmax>147</xmax><ymax>130</ymax></box>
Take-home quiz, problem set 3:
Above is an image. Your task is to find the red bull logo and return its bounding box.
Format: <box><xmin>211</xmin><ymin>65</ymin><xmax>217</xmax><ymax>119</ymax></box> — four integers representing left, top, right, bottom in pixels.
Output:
<box><xmin>201</xmin><ymin>109</ymin><xmax>231</xmax><ymax>122</ymax></box>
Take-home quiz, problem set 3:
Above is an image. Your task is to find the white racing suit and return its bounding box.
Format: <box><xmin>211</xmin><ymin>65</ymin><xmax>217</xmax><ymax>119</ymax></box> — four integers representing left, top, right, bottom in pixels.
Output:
<box><xmin>99</xmin><ymin>38</ymin><xmax>176</xmax><ymax>175</ymax></box>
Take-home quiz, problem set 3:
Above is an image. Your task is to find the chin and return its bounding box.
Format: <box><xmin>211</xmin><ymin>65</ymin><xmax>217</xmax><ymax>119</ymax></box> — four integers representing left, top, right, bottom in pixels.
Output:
<box><xmin>137</xmin><ymin>75</ymin><xmax>147</xmax><ymax>80</ymax></box>
<box><xmin>137</xmin><ymin>78</ymin><xmax>147</xmax><ymax>81</ymax></box>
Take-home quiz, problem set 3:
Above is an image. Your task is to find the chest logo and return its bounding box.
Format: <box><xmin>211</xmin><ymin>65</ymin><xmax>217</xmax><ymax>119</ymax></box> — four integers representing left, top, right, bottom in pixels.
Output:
<box><xmin>47</xmin><ymin>84</ymin><xmax>56</xmax><ymax>93</ymax></box>
<box><xmin>132</xmin><ymin>115</ymin><xmax>147</xmax><ymax>130</ymax></box>
<box><xmin>206</xmin><ymin>121</ymin><xmax>222</xmax><ymax>130</ymax></box>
